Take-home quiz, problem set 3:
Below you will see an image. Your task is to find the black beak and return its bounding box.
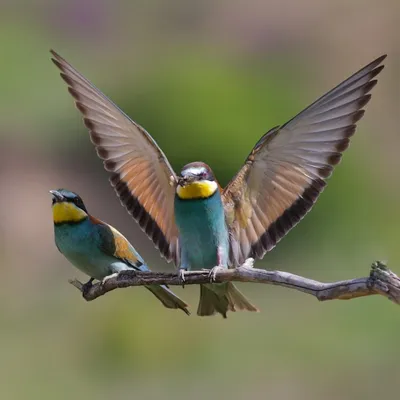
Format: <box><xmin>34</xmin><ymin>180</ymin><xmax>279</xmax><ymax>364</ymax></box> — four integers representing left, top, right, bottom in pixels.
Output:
<box><xmin>50</xmin><ymin>190</ymin><xmax>64</xmax><ymax>202</ymax></box>
<box><xmin>178</xmin><ymin>174</ymin><xmax>196</xmax><ymax>187</ymax></box>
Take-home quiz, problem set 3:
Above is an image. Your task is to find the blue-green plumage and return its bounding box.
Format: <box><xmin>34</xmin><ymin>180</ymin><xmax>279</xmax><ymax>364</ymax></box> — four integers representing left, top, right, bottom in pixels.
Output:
<box><xmin>51</xmin><ymin>189</ymin><xmax>190</xmax><ymax>315</ymax></box>
<box><xmin>54</xmin><ymin>218</ymin><xmax>144</xmax><ymax>280</ymax></box>
<box><xmin>174</xmin><ymin>167</ymin><xmax>257</xmax><ymax>318</ymax></box>
<box><xmin>175</xmin><ymin>191</ymin><xmax>229</xmax><ymax>270</ymax></box>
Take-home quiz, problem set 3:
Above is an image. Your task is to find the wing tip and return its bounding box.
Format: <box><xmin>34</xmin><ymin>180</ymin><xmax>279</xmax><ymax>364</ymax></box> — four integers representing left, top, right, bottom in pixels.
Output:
<box><xmin>358</xmin><ymin>93</ymin><xmax>372</xmax><ymax>109</ymax></box>
<box><xmin>374</xmin><ymin>54</ymin><xmax>387</xmax><ymax>65</ymax></box>
<box><xmin>370</xmin><ymin>65</ymin><xmax>385</xmax><ymax>79</ymax></box>
<box><xmin>82</xmin><ymin>115</ymin><xmax>95</xmax><ymax>130</ymax></box>
<box><xmin>49</xmin><ymin>49</ymin><xmax>60</xmax><ymax>62</ymax></box>
<box><xmin>50</xmin><ymin>50</ymin><xmax>67</xmax><ymax>73</ymax></box>
<box><xmin>351</xmin><ymin>109</ymin><xmax>366</xmax><ymax>124</ymax></box>
<box><xmin>89</xmin><ymin>130</ymin><xmax>103</xmax><ymax>146</ymax></box>
<box><xmin>104</xmin><ymin>159</ymin><xmax>117</xmax><ymax>172</ymax></box>
<box><xmin>335</xmin><ymin>137</ymin><xmax>351</xmax><ymax>153</ymax></box>
<box><xmin>76</xmin><ymin>101</ymin><xmax>89</xmax><ymax>115</ymax></box>
<box><xmin>344</xmin><ymin>124</ymin><xmax>357</xmax><ymax>138</ymax></box>
<box><xmin>96</xmin><ymin>146</ymin><xmax>109</xmax><ymax>160</ymax></box>
<box><xmin>49</xmin><ymin>48</ymin><xmax>59</xmax><ymax>57</ymax></box>
<box><xmin>363</xmin><ymin>79</ymin><xmax>378</xmax><ymax>95</ymax></box>
<box><xmin>59</xmin><ymin>72</ymin><xmax>77</xmax><ymax>90</ymax></box>
<box><xmin>364</xmin><ymin>54</ymin><xmax>387</xmax><ymax>73</ymax></box>
<box><xmin>67</xmin><ymin>86</ymin><xmax>80</xmax><ymax>100</ymax></box>
<box><xmin>327</xmin><ymin>152</ymin><xmax>343</xmax><ymax>166</ymax></box>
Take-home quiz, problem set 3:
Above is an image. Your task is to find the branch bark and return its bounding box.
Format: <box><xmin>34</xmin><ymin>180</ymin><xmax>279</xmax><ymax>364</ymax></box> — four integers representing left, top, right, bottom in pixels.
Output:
<box><xmin>69</xmin><ymin>259</ymin><xmax>400</xmax><ymax>306</ymax></box>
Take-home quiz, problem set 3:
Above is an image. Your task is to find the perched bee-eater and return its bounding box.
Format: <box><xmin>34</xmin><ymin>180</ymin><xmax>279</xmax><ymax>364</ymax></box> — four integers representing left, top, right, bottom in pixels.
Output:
<box><xmin>51</xmin><ymin>51</ymin><xmax>385</xmax><ymax>317</ymax></box>
<box><xmin>50</xmin><ymin>189</ymin><xmax>190</xmax><ymax>315</ymax></box>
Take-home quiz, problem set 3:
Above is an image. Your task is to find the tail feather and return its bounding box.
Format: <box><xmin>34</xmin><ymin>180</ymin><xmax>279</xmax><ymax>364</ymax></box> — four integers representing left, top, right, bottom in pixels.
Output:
<box><xmin>225</xmin><ymin>282</ymin><xmax>259</xmax><ymax>312</ymax></box>
<box><xmin>146</xmin><ymin>285</ymin><xmax>190</xmax><ymax>315</ymax></box>
<box><xmin>197</xmin><ymin>284</ymin><xmax>230</xmax><ymax>318</ymax></box>
<box><xmin>197</xmin><ymin>282</ymin><xmax>258</xmax><ymax>318</ymax></box>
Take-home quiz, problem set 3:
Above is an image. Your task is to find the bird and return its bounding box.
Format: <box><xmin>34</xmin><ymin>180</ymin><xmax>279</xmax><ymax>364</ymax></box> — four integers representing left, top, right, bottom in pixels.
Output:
<box><xmin>50</xmin><ymin>188</ymin><xmax>190</xmax><ymax>315</ymax></box>
<box><xmin>51</xmin><ymin>50</ymin><xmax>386</xmax><ymax>317</ymax></box>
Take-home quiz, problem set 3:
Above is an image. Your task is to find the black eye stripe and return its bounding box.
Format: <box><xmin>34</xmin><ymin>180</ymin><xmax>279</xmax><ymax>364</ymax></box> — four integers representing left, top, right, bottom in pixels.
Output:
<box><xmin>66</xmin><ymin>197</ymin><xmax>82</xmax><ymax>207</ymax></box>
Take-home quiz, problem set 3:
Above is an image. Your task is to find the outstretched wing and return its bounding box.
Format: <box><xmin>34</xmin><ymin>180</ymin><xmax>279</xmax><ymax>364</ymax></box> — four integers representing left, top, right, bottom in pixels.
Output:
<box><xmin>223</xmin><ymin>55</ymin><xmax>386</xmax><ymax>265</ymax></box>
<box><xmin>51</xmin><ymin>51</ymin><xmax>180</xmax><ymax>265</ymax></box>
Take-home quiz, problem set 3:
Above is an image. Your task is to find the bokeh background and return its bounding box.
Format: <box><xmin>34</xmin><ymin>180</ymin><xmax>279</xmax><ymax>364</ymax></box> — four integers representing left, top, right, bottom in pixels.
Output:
<box><xmin>0</xmin><ymin>1</ymin><xmax>399</xmax><ymax>399</ymax></box>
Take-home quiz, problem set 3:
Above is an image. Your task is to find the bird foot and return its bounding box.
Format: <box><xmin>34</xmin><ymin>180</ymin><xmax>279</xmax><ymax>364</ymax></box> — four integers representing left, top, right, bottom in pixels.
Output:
<box><xmin>208</xmin><ymin>266</ymin><xmax>225</xmax><ymax>283</ymax></box>
<box><xmin>178</xmin><ymin>269</ymin><xmax>186</xmax><ymax>288</ymax></box>
<box><xmin>101</xmin><ymin>272</ymin><xmax>119</xmax><ymax>286</ymax></box>
<box><xmin>241</xmin><ymin>258</ymin><xmax>255</xmax><ymax>270</ymax></box>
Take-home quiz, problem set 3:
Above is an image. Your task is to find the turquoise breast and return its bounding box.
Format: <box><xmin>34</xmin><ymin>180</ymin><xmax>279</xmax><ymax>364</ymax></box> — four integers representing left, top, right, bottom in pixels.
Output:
<box><xmin>174</xmin><ymin>191</ymin><xmax>229</xmax><ymax>270</ymax></box>
<box><xmin>54</xmin><ymin>219</ymin><xmax>114</xmax><ymax>279</ymax></box>
<box><xmin>55</xmin><ymin>218</ymin><xmax>96</xmax><ymax>254</ymax></box>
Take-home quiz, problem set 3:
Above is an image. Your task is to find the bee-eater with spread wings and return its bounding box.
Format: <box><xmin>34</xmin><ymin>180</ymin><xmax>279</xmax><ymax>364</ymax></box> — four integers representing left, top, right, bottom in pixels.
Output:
<box><xmin>51</xmin><ymin>51</ymin><xmax>386</xmax><ymax>317</ymax></box>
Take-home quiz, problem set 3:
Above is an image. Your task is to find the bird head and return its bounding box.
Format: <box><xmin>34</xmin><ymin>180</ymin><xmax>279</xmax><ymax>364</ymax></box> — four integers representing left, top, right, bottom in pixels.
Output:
<box><xmin>50</xmin><ymin>189</ymin><xmax>88</xmax><ymax>224</ymax></box>
<box><xmin>176</xmin><ymin>162</ymin><xmax>218</xmax><ymax>200</ymax></box>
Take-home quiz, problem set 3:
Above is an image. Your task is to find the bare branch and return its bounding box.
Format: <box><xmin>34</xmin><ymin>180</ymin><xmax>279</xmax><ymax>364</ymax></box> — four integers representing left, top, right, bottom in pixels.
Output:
<box><xmin>69</xmin><ymin>259</ymin><xmax>400</xmax><ymax>306</ymax></box>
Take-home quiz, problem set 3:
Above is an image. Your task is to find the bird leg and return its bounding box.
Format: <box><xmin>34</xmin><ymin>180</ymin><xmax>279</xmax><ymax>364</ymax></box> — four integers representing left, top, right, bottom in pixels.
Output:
<box><xmin>241</xmin><ymin>258</ymin><xmax>255</xmax><ymax>270</ymax></box>
<box><xmin>178</xmin><ymin>269</ymin><xmax>187</xmax><ymax>288</ymax></box>
<box><xmin>81</xmin><ymin>277</ymin><xmax>94</xmax><ymax>296</ymax></box>
<box><xmin>101</xmin><ymin>272</ymin><xmax>119</xmax><ymax>286</ymax></box>
<box><xmin>208</xmin><ymin>246</ymin><xmax>227</xmax><ymax>282</ymax></box>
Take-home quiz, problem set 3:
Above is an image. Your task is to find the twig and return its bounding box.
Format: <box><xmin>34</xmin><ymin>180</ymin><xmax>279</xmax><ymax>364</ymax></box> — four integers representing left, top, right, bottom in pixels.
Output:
<box><xmin>68</xmin><ymin>259</ymin><xmax>400</xmax><ymax>306</ymax></box>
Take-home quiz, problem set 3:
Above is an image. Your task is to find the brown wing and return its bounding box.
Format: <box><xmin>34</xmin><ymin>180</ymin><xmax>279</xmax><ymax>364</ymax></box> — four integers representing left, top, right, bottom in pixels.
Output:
<box><xmin>51</xmin><ymin>50</ymin><xmax>180</xmax><ymax>264</ymax></box>
<box><xmin>90</xmin><ymin>215</ymin><xmax>142</xmax><ymax>267</ymax></box>
<box><xmin>223</xmin><ymin>55</ymin><xmax>386</xmax><ymax>266</ymax></box>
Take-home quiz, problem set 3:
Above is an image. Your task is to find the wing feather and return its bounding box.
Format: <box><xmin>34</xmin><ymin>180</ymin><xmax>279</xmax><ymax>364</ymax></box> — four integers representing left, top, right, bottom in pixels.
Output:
<box><xmin>51</xmin><ymin>50</ymin><xmax>180</xmax><ymax>264</ymax></box>
<box><xmin>223</xmin><ymin>55</ymin><xmax>386</xmax><ymax>265</ymax></box>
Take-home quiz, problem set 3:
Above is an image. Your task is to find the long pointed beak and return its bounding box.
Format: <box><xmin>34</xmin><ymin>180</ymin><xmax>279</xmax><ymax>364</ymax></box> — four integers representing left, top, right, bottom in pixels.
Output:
<box><xmin>49</xmin><ymin>190</ymin><xmax>64</xmax><ymax>201</ymax></box>
<box><xmin>178</xmin><ymin>174</ymin><xmax>196</xmax><ymax>187</ymax></box>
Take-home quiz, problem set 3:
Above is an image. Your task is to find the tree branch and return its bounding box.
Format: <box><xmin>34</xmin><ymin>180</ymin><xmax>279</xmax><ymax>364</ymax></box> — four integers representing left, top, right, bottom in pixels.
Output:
<box><xmin>69</xmin><ymin>259</ymin><xmax>400</xmax><ymax>306</ymax></box>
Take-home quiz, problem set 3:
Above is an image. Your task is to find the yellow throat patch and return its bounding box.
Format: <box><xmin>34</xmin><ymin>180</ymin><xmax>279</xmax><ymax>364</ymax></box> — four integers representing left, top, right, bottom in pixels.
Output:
<box><xmin>176</xmin><ymin>180</ymin><xmax>218</xmax><ymax>200</ymax></box>
<box><xmin>53</xmin><ymin>202</ymin><xmax>87</xmax><ymax>224</ymax></box>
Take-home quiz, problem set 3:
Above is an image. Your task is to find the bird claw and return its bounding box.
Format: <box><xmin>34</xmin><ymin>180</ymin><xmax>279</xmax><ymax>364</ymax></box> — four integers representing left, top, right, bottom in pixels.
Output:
<box><xmin>101</xmin><ymin>272</ymin><xmax>119</xmax><ymax>286</ymax></box>
<box><xmin>208</xmin><ymin>266</ymin><xmax>224</xmax><ymax>283</ymax></box>
<box><xmin>241</xmin><ymin>258</ymin><xmax>255</xmax><ymax>269</ymax></box>
<box><xmin>178</xmin><ymin>269</ymin><xmax>186</xmax><ymax>288</ymax></box>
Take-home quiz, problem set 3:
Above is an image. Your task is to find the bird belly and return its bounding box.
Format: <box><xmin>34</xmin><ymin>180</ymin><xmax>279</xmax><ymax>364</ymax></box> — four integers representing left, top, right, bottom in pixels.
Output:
<box><xmin>54</xmin><ymin>223</ymin><xmax>114</xmax><ymax>280</ymax></box>
<box><xmin>174</xmin><ymin>194</ymin><xmax>229</xmax><ymax>270</ymax></box>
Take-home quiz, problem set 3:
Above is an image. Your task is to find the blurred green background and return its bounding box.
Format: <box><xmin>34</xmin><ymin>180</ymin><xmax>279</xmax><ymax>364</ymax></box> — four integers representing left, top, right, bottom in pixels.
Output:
<box><xmin>0</xmin><ymin>1</ymin><xmax>399</xmax><ymax>399</ymax></box>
